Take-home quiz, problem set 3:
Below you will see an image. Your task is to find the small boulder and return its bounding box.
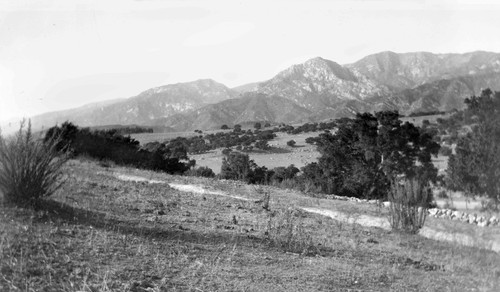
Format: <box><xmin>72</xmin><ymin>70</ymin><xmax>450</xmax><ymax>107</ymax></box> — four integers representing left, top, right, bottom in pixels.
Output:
<box><xmin>478</xmin><ymin>221</ymin><xmax>489</xmax><ymax>227</ymax></box>
<box><xmin>428</xmin><ymin>208</ymin><xmax>439</xmax><ymax>216</ymax></box>
<box><xmin>467</xmin><ymin>214</ymin><xmax>477</xmax><ymax>224</ymax></box>
<box><xmin>452</xmin><ymin>211</ymin><xmax>463</xmax><ymax>219</ymax></box>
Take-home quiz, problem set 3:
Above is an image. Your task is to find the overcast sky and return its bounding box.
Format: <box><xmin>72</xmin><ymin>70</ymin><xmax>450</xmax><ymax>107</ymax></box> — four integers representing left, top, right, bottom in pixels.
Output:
<box><xmin>1</xmin><ymin>0</ymin><xmax>500</xmax><ymax>122</ymax></box>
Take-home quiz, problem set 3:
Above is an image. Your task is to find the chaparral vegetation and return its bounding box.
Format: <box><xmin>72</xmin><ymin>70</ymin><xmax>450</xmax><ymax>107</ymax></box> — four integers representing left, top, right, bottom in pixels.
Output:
<box><xmin>1</xmin><ymin>90</ymin><xmax>500</xmax><ymax>291</ymax></box>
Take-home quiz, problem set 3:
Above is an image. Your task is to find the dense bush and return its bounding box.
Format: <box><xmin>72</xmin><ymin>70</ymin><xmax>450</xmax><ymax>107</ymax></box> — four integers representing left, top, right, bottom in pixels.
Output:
<box><xmin>254</xmin><ymin>139</ymin><xmax>270</xmax><ymax>150</ymax></box>
<box><xmin>446</xmin><ymin>89</ymin><xmax>500</xmax><ymax>204</ymax></box>
<box><xmin>45</xmin><ymin>122</ymin><xmax>192</xmax><ymax>174</ymax></box>
<box><xmin>94</xmin><ymin>125</ymin><xmax>153</xmax><ymax>135</ymax></box>
<box><xmin>0</xmin><ymin>121</ymin><xmax>69</xmax><ymax>208</ymax></box>
<box><xmin>387</xmin><ymin>178</ymin><xmax>430</xmax><ymax>233</ymax></box>
<box><xmin>185</xmin><ymin>166</ymin><xmax>215</xmax><ymax>178</ymax></box>
<box><xmin>300</xmin><ymin>111</ymin><xmax>440</xmax><ymax>199</ymax></box>
<box><xmin>271</xmin><ymin>165</ymin><xmax>300</xmax><ymax>183</ymax></box>
<box><xmin>286</xmin><ymin>140</ymin><xmax>296</xmax><ymax>147</ymax></box>
<box><xmin>219</xmin><ymin>152</ymin><xmax>271</xmax><ymax>184</ymax></box>
<box><xmin>439</xmin><ymin>145</ymin><xmax>452</xmax><ymax>156</ymax></box>
<box><xmin>276</xmin><ymin>121</ymin><xmax>336</xmax><ymax>135</ymax></box>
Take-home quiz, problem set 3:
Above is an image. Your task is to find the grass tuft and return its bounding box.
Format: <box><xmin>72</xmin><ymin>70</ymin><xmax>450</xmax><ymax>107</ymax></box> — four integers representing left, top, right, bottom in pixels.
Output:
<box><xmin>0</xmin><ymin>120</ymin><xmax>69</xmax><ymax>208</ymax></box>
<box><xmin>265</xmin><ymin>208</ymin><xmax>318</xmax><ymax>255</ymax></box>
<box><xmin>388</xmin><ymin>178</ymin><xmax>430</xmax><ymax>234</ymax></box>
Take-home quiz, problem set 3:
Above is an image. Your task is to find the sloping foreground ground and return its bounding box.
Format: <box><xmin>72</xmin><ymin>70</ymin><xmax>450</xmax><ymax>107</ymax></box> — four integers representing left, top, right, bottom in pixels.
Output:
<box><xmin>1</xmin><ymin>160</ymin><xmax>500</xmax><ymax>291</ymax></box>
<box><xmin>116</xmin><ymin>171</ymin><xmax>500</xmax><ymax>254</ymax></box>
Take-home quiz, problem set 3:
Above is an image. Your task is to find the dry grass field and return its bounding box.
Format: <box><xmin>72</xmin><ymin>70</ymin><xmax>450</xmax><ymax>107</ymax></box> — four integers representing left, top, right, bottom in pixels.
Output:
<box><xmin>1</xmin><ymin>159</ymin><xmax>499</xmax><ymax>291</ymax></box>
<box><xmin>191</xmin><ymin>132</ymin><xmax>321</xmax><ymax>174</ymax></box>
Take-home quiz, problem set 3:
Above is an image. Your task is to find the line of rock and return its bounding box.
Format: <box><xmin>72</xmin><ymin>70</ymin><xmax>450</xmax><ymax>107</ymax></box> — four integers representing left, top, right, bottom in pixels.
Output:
<box><xmin>324</xmin><ymin>194</ymin><xmax>499</xmax><ymax>228</ymax></box>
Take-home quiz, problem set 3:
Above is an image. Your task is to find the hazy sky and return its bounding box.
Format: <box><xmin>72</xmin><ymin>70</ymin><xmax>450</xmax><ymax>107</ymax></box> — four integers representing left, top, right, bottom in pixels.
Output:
<box><xmin>1</xmin><ymin>0</ymin><xmax>500</xmax><ymax>122</ymax></box>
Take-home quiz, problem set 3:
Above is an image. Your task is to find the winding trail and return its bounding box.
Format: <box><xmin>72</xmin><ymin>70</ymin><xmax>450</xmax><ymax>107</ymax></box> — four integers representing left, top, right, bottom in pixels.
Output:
<box><xmin>114</xmin><ymin>173</ymin><xmax>500</xmax><ymax>253</ymax></box>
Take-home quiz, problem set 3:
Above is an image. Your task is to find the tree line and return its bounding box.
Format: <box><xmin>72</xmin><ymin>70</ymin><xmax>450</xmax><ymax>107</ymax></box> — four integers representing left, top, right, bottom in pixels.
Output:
<box><xmin>219</xmin><ymin>110</ymin><xmax>441</xmax><ymax>201</ymax></box>
<box><xmin>45</xmin><ymin>122</ymin><xmax>193</xmax><ymax>174</ymax></box>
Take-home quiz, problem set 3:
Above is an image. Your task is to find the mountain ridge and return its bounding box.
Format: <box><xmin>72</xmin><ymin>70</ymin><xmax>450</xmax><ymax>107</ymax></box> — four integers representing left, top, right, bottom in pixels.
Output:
<box><xmin>5</xmin><ymin>50</ymin><xmax>500</xmax><ymax>133</ymax></box>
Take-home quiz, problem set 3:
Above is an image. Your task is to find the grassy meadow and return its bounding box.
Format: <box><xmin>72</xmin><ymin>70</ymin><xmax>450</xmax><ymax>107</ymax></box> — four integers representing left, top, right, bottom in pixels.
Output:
<box><xmin>1</xmin><ymin>159</ymin><xmax>500</xmax><ymax>291</ymax></box>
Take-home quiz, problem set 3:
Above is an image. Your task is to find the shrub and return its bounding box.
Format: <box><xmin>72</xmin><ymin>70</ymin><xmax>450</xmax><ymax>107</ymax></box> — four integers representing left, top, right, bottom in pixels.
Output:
<box><xmin>185</xmin><ymin>166</ymin><xmax>215</xmax><ymax>178</ymax></box>
<box><xmin>254</xmin><ymin>139</ymin><xmax>269</xmax><ymax>150</ymax></box>
<box><xmin>221</xmin><ymin>148</ymin><xmax>232</xmax><ymax>156</ymax></box>
<box><xmin>0</xmin><ymin>121</ymin><xmax>69</xmax><ymax>208</ymax></box>
<box><xmin>439</xmin><ymin>145</ymin><xmax>452</xmax><ymax>156</ymax></box>
<box><xmin>220</xmin><ymin>152</ymin><xmax>252</xmax><ymax>181</ymax></box>
<box><xmin>265</xmin><ymin>208</ymin><xmax>317</xmax><ymax>255</ymax></box>
<box><xmin>46</xmin><ymin>122</ymin><xmax>192</xmax><ymax>174</ymax></box>
<box><xmin>387</xmin><ymin>178</ymin><xmax>430</xmax><ymax>233</ymax></box>
<box><xmin>286</xmin><ymin>140</ymin><xmax>296</xmax><ymax>147</ymax></box>
<box><xmin>436</xmin><ymin>189</ymin><xmax>448</xmax><ymax>199</ymax></box>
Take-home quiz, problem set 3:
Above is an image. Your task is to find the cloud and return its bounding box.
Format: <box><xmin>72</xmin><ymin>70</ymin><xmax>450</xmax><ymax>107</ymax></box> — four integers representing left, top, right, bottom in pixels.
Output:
<box><xmin>183</xmin><ymin>22</ymin><xmax>255</xmax><ymax>47</ymax></box>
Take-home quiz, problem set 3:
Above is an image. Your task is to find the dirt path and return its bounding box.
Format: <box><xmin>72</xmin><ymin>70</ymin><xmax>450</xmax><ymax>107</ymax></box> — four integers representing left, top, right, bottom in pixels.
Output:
<box><xmin>114</xmin><ymin>173</ymin><xmax>254</xmax><ymax>201</ymax></box>
<box><xmin>301</xmin><ymin>207</ymin><xmax>391</xmax><ymax>230</ymax></box>
<box><xmin>114</xmin><ymin>173</ymin><xmax>500</xmax><ymax>253</ymax></box>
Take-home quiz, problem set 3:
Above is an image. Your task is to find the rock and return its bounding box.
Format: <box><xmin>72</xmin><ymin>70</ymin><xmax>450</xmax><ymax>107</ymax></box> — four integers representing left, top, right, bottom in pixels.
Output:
<box><xmin>468</xmin><ymin>214</ymin><xmax>477</xmax><ymax>224</ymax></box>
<box><xmin>478</xmin><ymin>221</ymin><xmax>489</xmax><ymax>227</ymax></box>
<box><xmin>428</xmin><ymin>208</ymin><xmax>439</xmax><ymax>216</ymax></box>
<box><xmin>452</xmin><ymin>211</ymin><xmax>463</xmax><ymax>219</ymax></box>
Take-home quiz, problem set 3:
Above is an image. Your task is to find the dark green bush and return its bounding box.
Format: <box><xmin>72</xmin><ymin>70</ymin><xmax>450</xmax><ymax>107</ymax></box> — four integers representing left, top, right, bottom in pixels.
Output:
<box><xmin>45</xmin><ymin>122</ymin><xmax>191</xmax><ymax>174</ymax></box>
<box><xmin>185</xmin><ymin>166</ymin><xmax>215</xmax><ymax>178</ymax></box>
<box><xmin>439</xmin><ymin>145</ymin><xmax>452</xmax><ymax>156</ymax></box>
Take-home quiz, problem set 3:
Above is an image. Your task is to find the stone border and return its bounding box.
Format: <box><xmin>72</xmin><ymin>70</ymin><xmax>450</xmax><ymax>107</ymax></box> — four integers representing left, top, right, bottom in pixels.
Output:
<box><xmin>323</xmin><ymin>194</ymin><xmax>499</xmax><ymax>228</ymax></box>
<box><xmin>114</xmin><ymin>173</ymin><xmax>499</xmax><ymax>228</ymax></box>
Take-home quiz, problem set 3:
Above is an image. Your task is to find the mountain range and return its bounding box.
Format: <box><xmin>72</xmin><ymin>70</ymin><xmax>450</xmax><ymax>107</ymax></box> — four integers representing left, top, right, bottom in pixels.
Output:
<box><xmin>5</xmin><ymin>50</ymin><xmax>500</xmax><ymax>133</ymax></box>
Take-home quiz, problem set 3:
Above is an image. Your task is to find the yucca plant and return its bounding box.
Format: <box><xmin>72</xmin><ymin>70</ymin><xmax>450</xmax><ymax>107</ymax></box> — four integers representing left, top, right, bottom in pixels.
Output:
<box><xmin>0</xmin><ymin>120</ymin><xmax>69</xmax><ymax>208</ymax></box>
<box><xmin>388</xmin><ymin>177</ymin><xmax>430</xmax><ymax>233</ymax></box>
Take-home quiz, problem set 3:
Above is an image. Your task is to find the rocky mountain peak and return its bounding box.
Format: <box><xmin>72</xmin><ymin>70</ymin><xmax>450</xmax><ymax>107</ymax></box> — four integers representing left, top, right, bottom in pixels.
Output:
<box><xmin>277</xmin><ymin>57</ymin><xmax>357</xmax><ymax>83</ymax></box>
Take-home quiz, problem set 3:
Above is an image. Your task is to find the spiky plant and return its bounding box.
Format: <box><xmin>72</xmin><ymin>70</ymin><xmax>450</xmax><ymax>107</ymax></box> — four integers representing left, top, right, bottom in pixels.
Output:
<box><xmin>388</xmin><ymin>178</ymin><xmax>430</xmax><ymax>233</ymax></box>
<box><xmin>0</xmin><ymin>120</ymin><xmax>68</xmax><ymax>208</ymax></box>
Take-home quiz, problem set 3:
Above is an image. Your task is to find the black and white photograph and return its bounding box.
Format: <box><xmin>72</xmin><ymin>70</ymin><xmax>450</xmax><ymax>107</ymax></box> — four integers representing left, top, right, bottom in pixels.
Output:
<box><xmin>1</xmin><ymin>0</ymin><xmax>500</xmax><ymax>291</ymax></box>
